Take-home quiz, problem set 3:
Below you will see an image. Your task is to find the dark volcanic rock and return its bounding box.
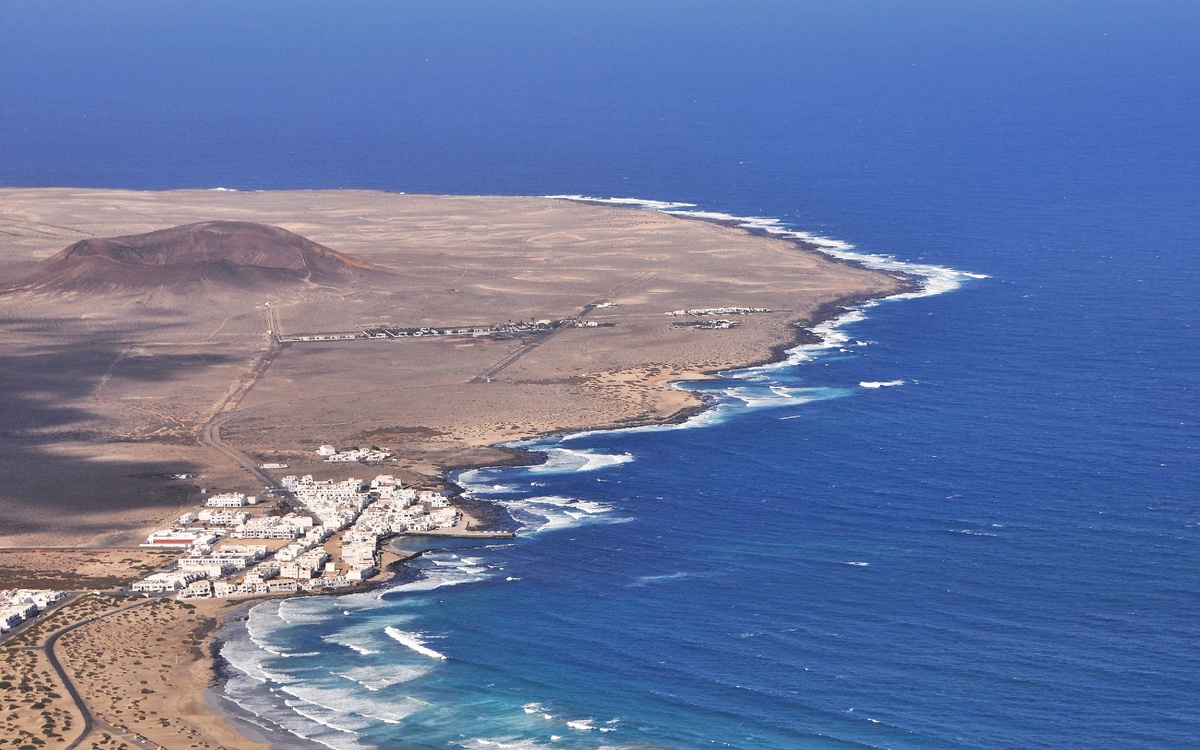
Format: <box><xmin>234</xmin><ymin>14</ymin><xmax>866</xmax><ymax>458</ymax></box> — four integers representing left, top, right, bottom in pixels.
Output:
<box><xmin>4</xmin><ymin>221</ymin><xmax>373</xmax><ymax>294</ymax></box>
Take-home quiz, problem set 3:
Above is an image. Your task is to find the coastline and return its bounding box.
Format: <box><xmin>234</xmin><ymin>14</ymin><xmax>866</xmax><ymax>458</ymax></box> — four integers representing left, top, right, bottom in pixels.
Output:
<box><xmin>201</xmin><ymin>235</ymin><xmax>947</xmax><ymax>750</ymax></box>
<box><xmin>0</xmin><ymin>190</ymin><xmax>968</xmax><ymax>749</ymax></box>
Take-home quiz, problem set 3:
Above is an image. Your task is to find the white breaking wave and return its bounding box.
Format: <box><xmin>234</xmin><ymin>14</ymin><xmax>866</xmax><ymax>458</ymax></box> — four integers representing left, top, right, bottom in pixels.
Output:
<box><xmin>720</xmin><ymin>384</ymin><xmax>851</xmax><ymax>409</ymax></box>
<box><xmin>334</xmin><ymin>664</ymin><xmax>431</xmax><ymax>691</ymax></box>
<box><xmin>255</xmin><ymin>696</ymin><xmax>371</xmax><ymax>750</ymax></box>
<box><xmin>377</xmin><ymin>551</ymin><xmax>498</xmax><ymax>597</ymax></box>
<box><xmin>278</xmin><ymin>596</ymin><xmax>343</xmax><ymax>626</ymax></box>
<box><xmin>221</xmin><ymin>603</ymin><xmax>412</xmax><ymax>750</ymax></box>
<box><xmin>632</xmin><ymin>571</ymin><xmax>697</xmax><ymax>586</ymax></box>
<box><xmin>279</xmin><ymin>684</ymin><xmax>381</xmax><ymax>733</ymax></box>
<box><xmin>548</xmin><ymin>194</ymin><xmax>986</xmax><ymax>297</ymax></box>
<box><xmin>556</xmin><ymin>388</ymin><xmax>728</xmax><ymax>439</ymax></box>
<box><xmin>460</xmin><ymin>739</ymin><xmax>558</xmax><ymax>750</ymax></box>
<box><xmin>498</xmin><ymin>495</ymin><xmax>630</xmax><ymax>534</ymax></box>
<box><xmin>659</xmin><ymin>204</ymin><xmax>988</xmax><ymax>302</ymax></box>
<box><xmin>546</xmin><ymin>194</ymin><xmax>696</xmax><ymax>210</ymax></box>
<box><xmin>455</xmin><ymin>468</ymin><xmax>524</xmax><ymax>493</ymax></box>
<box><xmin>219</xmin><ymin>630</ymin><xmax>293</xmax><ymax>685</ymax></box>
<box><xmin>527</xmin><ymin>447</ymin><xmax>634</xmax><ymax>474</ymax></box>
<box><xmin>859</xmin><ymin>380</ymin><xmax>907</xmax><ymax>388</ymax></box>
<box><xmin>322</xmin><ymin>634</ymin><xmax>381</xmax><ymax>656</ymax></box>
<box><xmin>242</xmin><ymin>600</ymin><xmax>309</xmax><ymax>663</ymax></box>
<box><xmin>385</xmin><ymin>626</ymin><xmax>448</xmax><ymax>660</ymax></box>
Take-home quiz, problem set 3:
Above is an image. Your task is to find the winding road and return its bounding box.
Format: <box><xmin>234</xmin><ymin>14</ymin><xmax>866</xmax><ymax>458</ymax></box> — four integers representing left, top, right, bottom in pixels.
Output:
<box><xmin>37</xmin><ymin>597</ymin><xmax>156</xmax><ymax>749</ymax></box>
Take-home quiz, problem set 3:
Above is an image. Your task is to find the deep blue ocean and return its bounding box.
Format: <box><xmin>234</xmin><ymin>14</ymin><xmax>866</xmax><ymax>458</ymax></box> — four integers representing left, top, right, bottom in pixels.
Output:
<box><xmin>3</xmin><ymin>2</ymin><xmax>1198</xmax><ymax>749</ymax></box>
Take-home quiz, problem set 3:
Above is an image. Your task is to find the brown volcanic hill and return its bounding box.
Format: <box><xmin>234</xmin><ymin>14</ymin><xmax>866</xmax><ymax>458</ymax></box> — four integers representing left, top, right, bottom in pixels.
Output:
<box><xmin>3</xmin><ymin>221</ymin><xmax>375</xmax><ymax>294</ymax></box>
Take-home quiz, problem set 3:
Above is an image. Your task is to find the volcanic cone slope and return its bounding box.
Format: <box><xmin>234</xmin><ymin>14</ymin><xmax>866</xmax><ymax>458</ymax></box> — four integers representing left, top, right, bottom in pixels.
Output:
<box><xmin>4</xmin><ymin>220</ymin><xmax>374</xmax><ymax>294</ymax></box>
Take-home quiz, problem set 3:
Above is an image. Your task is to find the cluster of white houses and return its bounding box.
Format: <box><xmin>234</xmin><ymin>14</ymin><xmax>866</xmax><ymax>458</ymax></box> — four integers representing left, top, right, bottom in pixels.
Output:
<box><xmin>665</xmin><ymin>306</ymin><xmax>771</xmax><ymax>317</ymax></box>
<box><xmin>316</xmin><ymin>445</ymin><xmax>394</xmax><ymax>463</ymax></box>
<box><xmin>0</xmin><ymin>589</ymin><xmax>66</xmax><ymax>633</ymax></box>
<box><xmin>132</xmin><ymin>472</ymin><xmax>461</xmax><ymax>600</ymax></box>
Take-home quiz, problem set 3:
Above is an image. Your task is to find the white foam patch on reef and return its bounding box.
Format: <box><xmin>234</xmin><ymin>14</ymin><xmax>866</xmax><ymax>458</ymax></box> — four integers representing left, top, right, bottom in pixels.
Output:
<box><xmin>385</xmin><ymin>626</ymin><xmax>449</xmax><ymax>660</ymax></box>
<box><xmin>498</xmin><ymin>495</ymin><xmax>630</xmax><ymax>534</ymax></box>
<box><xmin>527</xmin><ymin>447</ymin><xmax>634</xmax><ymax>474</ymax></box>
<box><xmin>860</xmin><ymin>380</ymin><xmax>907</xmax><ymax>388</ymax></box>
<box><xmin>719</xmin><ymin>384</ymin><xmax>851</xmax><ymax>409</ymax></box>
<box><xmin>455</xmin><ymin>468</ymin><xmax>525</xmax><ymax>493</ymax></box>
<box><xmin>632</xmin><ymin>571</ymin><xmax>697</xmax><ymax>586</ymax></box>
<box><xmin>377</xmin><ymin>552</ymin><xmax>498</xmax><ymax>597</ymax></box>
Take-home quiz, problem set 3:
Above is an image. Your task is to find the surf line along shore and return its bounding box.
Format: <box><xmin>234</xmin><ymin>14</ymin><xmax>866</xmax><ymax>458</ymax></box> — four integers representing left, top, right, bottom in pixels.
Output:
<box><xmin>0</xmin><ymin>189</ymin><xmax>919</xmax><ymax>748</ymax></box>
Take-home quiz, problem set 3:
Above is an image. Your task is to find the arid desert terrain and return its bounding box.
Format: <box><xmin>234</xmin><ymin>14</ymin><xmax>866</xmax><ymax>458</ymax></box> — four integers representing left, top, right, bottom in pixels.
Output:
<box><xmin>0</xmin><ymin>189</ymin><xmax>908</xmax><ymax>547</ymax></box>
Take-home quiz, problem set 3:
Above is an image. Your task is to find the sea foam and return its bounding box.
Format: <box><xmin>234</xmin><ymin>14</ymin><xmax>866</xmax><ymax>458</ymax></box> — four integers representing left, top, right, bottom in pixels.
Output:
<box><xmin>497</xmin><ymin>495</ymin><xmax>630</xmax><ymax>534</ymax></box>
<box><xmin>859</xmin><ymin>380</ymin><xmax>907</xmax><ymax>388</ymax></box>
<box><xmin>527</xmin><ymin>447</ymin><xmax>635</xmax><ymax>474</ymax></box>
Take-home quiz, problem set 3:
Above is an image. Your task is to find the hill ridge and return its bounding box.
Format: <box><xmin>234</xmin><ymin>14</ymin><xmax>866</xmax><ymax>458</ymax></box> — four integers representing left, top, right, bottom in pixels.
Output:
<box><xmin>3</xmin><ymin>220</ymin><xmax>373</xmax><ymax>294</ymax></box>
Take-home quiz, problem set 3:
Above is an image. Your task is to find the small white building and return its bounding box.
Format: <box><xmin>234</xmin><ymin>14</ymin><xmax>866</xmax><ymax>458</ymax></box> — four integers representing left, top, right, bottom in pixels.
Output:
<box><xmin>142</xmin><ymin>529</ymin><xmax>220</xmax><ymax>548</ymax></box>
<box><xmin>197</xmin><ymin>509</ymin><xmax>252</xmax><ymax>526</ymax></box>
<box><xmin>0</xmin><ymin>603</ymin><xmax>38</xmax><ymax>632</ymax></box>
<box><xmin>178</xmin><ymin>579</ymin><xmax>213</xmax><ymax>599</ymax></box>
<box><xmin>317</xmin><ymin>445</ymin><xmax>338</xmax><ymax>457</ymax></box>
<box><xmin>268</xmin><ymin>579</ymin><xmax>300</xmax><ymax>594</ymax></box>
<box><xmin>132</xmin><ymin>572</ymin><xmax>203</xmax><ymax>593</ymax></box>
<box><xmin>205</xmin><ymin>492</ymin><xmax>259</xmax><ymax>508</ymax></box>
<box><xmin>347</xmin><ymin>565</ymin><xmax>378</xmax><ymax>581</ymax></box>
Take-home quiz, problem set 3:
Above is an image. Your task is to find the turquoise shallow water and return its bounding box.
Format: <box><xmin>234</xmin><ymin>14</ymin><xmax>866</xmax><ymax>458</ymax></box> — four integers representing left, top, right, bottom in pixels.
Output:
<box><xmin>3</xmin><ymin>2</ymin><xmax>1198</xmax><ymax>748</ymax></box>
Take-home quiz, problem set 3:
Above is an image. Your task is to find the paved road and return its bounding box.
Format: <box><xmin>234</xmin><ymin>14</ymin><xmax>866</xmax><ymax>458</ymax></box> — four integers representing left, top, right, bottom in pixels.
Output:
<box><xmin>201</xmin><ymin>404</ymin><xmax>282</xmax><ymax>491</ymax></box>
<box><xmin>41</xmin><ymin>597</ymin><xmax>155</xmax><ymax>750</ymax></box>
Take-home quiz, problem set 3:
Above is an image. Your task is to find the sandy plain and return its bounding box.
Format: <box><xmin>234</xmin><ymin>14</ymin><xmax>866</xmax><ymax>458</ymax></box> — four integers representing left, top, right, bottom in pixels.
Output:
<box><xmin>0</xmin><ymin>188</ymin><xmax>907</xmax><ymax>548</ymax></box>
<box><xmin>2</xmin><ymin>592</ymin><xmax>269</xmax><ymax>750</ymax></box>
